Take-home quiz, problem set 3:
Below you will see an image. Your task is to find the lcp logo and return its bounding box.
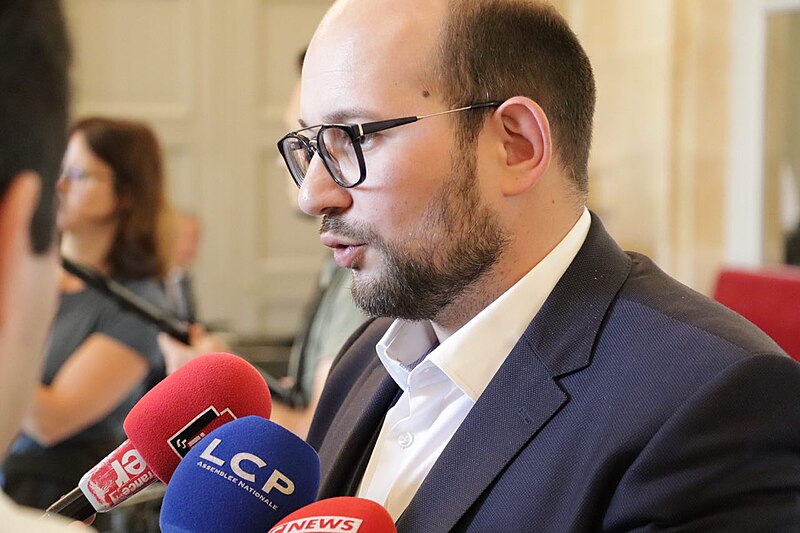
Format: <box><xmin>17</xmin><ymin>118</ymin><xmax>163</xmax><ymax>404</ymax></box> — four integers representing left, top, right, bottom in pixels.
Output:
<box><xmin>197</xmin><ymin>436</ymin><xmax>295</xmax><ymax>497</ymax></box>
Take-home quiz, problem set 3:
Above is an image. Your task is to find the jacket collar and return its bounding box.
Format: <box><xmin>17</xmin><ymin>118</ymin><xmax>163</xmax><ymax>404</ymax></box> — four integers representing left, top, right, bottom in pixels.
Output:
<box><xmin>396</xmin><ymin>213</ymin><xmax>632</xmax><ymax>531</ymax></box>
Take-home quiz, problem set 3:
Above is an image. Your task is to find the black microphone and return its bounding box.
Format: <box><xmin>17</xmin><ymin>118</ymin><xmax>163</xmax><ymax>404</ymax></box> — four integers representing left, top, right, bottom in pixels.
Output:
<box><xmin>61</xmin><ymin>257</ymin><xmax>190</xmax><ymax>344</ymax></box>
<box><xmin>61</xmin><ymin>258</ymin><xmax>303</xmax><ymax>404</ymax></box>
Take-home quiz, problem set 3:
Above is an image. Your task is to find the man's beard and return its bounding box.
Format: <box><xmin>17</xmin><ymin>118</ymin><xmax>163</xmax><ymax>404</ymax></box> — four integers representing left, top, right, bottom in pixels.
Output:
<box><xmin>320</xmin><ymin>150</ymin><xmax>509</xmax><ymax>321</ymax></box>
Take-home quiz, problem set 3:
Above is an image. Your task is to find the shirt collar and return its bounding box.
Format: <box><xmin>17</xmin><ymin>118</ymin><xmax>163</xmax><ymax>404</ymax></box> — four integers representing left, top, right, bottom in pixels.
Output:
<box><xmin>377</xmin><ymin>208</ymin><xmax>591</xmax><ymax>400</ymax></box>
<box><xmin>376</xmin><ymin>320</ymin><xmax>438</xmax><ymax>390</ymax></box>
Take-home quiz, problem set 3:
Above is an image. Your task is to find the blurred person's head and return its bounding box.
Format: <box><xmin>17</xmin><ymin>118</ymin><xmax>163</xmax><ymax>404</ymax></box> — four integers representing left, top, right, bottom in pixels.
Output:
<box><xmin>0</xmin><ymin>0</ymin><xmax>70</xmax><ymax>455</ymax></box>
<box><xmin>283</xmin><ymin>82</ymin><xmax>302</xmax><ymax>136</ymax></box>
<box><xmin>281</xmin><ymin>48</ymin><xmax>307</xmax><ymax>212</ymax></box>
<box><xmin>282</xmin><ymin>47</ymin><xmax>306</xmax><ymax>134</ymax></box>
<box><xmin>291</xmin><ymin>0</ymin><xmax>594</xmax><ymax>328</ymax></box>
<box><xmin>59</xmin><ymin>117</ymin><xmax>168</xmax><ymax>280</ymax></box>
<box><xmin>170</xmin><ymin>211</ymin><xmax>202</xmax><ymax>270</ymax></box>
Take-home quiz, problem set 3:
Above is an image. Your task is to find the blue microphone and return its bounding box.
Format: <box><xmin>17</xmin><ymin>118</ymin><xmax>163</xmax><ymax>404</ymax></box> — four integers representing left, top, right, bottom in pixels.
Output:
<box><xmin>159</xmin><ymin>416</ymin><xmax>320</xmax><ymax>532</ymax></box>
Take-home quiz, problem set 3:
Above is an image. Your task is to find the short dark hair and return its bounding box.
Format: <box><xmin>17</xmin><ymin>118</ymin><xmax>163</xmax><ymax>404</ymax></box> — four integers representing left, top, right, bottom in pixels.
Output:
<box><xmin>70</xmin><ymin>118</ymin><xmax>168</xmax><ymax>280</ymax></box>
<box><xmin>436</xmin><ymin>0</ymin><xmax>595</xmax><ymax>197</ymax></box>
<box><xmin>0</xmin><ymin>0</ymin><xmax>71</xmax><ymax>253</ymax></box>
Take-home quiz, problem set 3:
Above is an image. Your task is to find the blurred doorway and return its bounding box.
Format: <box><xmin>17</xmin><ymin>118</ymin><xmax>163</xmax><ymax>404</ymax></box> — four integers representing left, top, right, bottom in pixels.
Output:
<box><xmin>764</xmin><ymin>9</ymin><xmax>800</xmax><ymax>265</ymax></box>
<box><xmin>728</xmin><ymin>0</ymin><xmax>800</xmax><ymax>267</ymax></box>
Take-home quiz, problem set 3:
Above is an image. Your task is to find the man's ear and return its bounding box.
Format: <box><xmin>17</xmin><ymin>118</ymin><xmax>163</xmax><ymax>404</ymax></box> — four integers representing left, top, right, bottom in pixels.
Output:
<box><xmin>492</xmin><ymin>96</ymin><xmax>552</xmax><ymax>196</ymax></box>
<box><xmin>0</xmin><ymin>172</ymin><xmax>43</xmax><ymax>327</ymax></box>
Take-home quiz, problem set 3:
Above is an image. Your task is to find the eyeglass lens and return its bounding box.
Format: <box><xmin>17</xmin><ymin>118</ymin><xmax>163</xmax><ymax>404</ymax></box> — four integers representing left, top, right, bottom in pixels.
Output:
<box><xmin>281</xmin><ymin>127</ymin><xmax>361</xmax><ymax>187</ymax></box>
<box><xmin>282</xmin><ymin>137</ymin><xmax>312</xmax><ymax>186</ymax></box>
<box><xmin>318</xmin><ymin>127</ymin><xmax>360</xmax><ymax>187</ymax></box>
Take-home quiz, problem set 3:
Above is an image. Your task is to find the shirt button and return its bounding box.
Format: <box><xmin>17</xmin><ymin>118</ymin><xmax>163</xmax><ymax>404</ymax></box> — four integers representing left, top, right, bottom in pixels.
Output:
<box><xmin>397</xmin><ymin>432</ymin><xmax>414</xmax><ymax>448</ymax></box>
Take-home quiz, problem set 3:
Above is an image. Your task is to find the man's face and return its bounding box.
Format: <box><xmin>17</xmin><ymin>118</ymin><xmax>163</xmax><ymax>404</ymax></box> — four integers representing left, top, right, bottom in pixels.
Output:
<box><xmin>280</xmin><ymin>80</ymin><xmax>308</xmax><ymax>212</ymax></box>
<box><xmin>173</xmin><ymin>215</ymin><xmax>201</xmax><ymax>268</ymax></box>
<box><xmin>298</xmin><ymin>0</ymin><xmax>508</xmax><ymax>321</ymax></box>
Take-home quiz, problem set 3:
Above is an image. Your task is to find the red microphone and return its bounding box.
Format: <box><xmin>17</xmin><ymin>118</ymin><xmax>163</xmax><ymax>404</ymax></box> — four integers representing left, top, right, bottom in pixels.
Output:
<box><xmin>267</xmin><ymin>497</ymin><xmax>396</xmax><ymax>533</ymax></box>
<box><xmin>45</xmin><ymin>352</ymin><xmax>271</xmax><ymax>521</ymax></box>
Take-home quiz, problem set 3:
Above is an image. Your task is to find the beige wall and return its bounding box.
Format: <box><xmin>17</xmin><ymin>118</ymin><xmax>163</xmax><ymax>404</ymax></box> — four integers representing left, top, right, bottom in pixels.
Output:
<box><xmin>669</xmin><ymin>0</ymin><xmax>731</xmax><ymax>292</ymax></box>
<box><xmin>64</xmin><ymin>0</ymin><xmax>752</xmax><ymax>336</ymax></box>
<box><xmin>560</xmin><ymin>0</ymin><xmax>732</xmax><ymax>294</ymax></box>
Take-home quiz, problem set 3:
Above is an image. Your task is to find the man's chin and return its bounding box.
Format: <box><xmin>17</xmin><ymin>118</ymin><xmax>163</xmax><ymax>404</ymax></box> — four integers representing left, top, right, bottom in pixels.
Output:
<box><xmin>348</xmin><ymin>244</ymin><xmax>384</xmax><ymax>273</ymax></box>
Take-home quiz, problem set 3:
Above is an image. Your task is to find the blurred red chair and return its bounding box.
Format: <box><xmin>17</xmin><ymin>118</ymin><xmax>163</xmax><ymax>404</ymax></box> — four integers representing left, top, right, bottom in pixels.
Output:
<box><xmin>713</xmin><ymin>267</ymin><xmax>800</xmax><ymax>362</ymax></box>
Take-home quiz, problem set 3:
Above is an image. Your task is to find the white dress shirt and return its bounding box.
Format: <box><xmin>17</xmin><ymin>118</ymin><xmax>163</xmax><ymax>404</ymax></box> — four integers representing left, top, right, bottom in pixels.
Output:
<box><xmin>357</xmin><ymin>209</ymin><xmax>591</xmax><ymax>520</ymax></box>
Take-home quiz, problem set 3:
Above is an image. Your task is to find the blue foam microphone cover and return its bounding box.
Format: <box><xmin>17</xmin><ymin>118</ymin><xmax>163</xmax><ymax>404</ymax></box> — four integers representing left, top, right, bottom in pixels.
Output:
<box><xmin>159</xmin><ymin>416</ymin><xmax>320</xmax><ymax>532</ymax></box>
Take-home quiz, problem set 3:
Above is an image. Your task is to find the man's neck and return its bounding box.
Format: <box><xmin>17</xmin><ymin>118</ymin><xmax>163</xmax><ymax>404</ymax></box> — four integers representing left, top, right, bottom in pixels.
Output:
<box><xmin>431</xmin><ymin>207</ymin><xmax>585</xmax><ymax>338</ymax></box>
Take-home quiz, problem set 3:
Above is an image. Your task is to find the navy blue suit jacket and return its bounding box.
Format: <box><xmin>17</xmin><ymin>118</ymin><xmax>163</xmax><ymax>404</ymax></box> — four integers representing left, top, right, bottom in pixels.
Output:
<box><xmin>306</xmin><ymin>215</ymin><xmax>800</xmax><ymax>532</ymax></box>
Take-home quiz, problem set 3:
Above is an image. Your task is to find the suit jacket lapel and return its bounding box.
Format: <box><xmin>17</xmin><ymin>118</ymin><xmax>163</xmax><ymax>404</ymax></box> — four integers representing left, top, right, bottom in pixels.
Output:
<box><xmin>398</xmin><ymin>214</ymin><xmax>632</xmax><ymax>531</ymax></box>
<box><xmin>398</xmin><ymin>340</ymin><xmax>566</xmax><ymax>531</ymax></box>
<box><xmin>316</xmin><ymin>359</ymin><xmax>399</xmax><ymax>499</ymax></box>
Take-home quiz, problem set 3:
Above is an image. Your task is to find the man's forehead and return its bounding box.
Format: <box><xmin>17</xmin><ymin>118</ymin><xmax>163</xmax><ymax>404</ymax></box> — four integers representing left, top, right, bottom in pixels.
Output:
<box><xmin>299</xmin><ymin>55</ymin><xmax>411</xmax><ymax>124</ymax></box>
<box><xmin>307</xmin><ymin>0</ymin><xmax>445</xmax><ymax>71</ymax></box>
<box><xmin>300</xmin><ymin>0</ymin><xmax>443</xmax><ymax>120</ymax></box>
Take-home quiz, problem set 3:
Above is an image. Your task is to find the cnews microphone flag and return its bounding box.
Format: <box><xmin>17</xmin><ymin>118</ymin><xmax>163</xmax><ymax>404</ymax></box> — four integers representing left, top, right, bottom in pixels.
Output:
<box><xmin>268</xmin><ymin>497</ymin><xmax>396</xmax><ymax>533</ymax></box>
<box><xmin>160</xmin><ymin>416</ymin><xmax>320</xmax><ymax>533</ymax></box>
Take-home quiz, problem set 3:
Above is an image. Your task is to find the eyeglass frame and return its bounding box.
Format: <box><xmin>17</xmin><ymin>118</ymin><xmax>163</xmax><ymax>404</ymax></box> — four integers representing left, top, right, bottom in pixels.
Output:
<box><xmin>277</xmin><ymin>100</ymin><xmax>503</xmax><ymax>189</ymax></box>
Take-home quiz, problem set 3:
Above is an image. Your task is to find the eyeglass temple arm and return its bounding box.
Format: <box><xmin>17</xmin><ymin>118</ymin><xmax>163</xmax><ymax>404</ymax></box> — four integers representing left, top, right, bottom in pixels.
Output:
<box><xmin>359</xmin><ymin>116</ymin><xmax>418</xmax><ymax>137</ymax></box>
<box><xmin>357</xmin><ymin>101</ymin><xmax>503</xmax><ymax>138</ymax></box>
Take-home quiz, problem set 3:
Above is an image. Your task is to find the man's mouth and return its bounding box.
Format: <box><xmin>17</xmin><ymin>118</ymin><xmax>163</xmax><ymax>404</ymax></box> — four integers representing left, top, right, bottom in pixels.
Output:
<box><xmin>320</xmin><ymin>233</ymin><xmax>366</xmax><ymax>268</ymax></box>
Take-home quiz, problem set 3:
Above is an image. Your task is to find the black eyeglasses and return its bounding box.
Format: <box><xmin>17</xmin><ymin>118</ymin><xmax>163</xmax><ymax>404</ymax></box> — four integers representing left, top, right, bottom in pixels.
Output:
<box><xmin>59</xmin><ymin>166</ymin><xmax>113</xmax><ymax>183</ymax></box>
<box><xmin>277</xmin><ymin>101</ymin><xmax>502</xmax><ymax>189</ymax></box>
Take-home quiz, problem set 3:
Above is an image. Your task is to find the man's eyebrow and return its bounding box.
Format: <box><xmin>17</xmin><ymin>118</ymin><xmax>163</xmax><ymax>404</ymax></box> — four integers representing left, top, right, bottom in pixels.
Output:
<box><xmin>300</xmin><ymin>107</ymin><xmax>382</xmax><ymax>128</ymax></box>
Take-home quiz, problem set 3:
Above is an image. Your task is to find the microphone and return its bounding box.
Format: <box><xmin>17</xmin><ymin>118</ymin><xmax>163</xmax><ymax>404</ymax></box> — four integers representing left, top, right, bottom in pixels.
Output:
<box><xmin>62</xmin><ymin>257</ymin><xmax>191</xmax><ymax>343</ymax></box>
<box><xmin>159</xmin><ymin>416</ymin><xmax>320</xmax><ymax>533</ymax></box>
<box><xmin>45</xmin><ymin>352</ymin><xmax>272</xmax><ymax>521</ymax></box>
<box><xmin>63</xmin><ymin>258</ymin><xmax>301</xmax><ymax>406</ymax></box>
<box><xmin>268</xmin><ymin>497</ymin><xmax>396</xmax><ymax>533</ymax></box>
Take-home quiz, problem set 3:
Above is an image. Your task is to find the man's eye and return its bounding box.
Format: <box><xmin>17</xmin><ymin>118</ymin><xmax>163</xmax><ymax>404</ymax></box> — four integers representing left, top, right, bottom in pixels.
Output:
<box><xmin>359</xmin><ymin>134</ymin><xmax>381</xmax><ymax>150</ymax></box>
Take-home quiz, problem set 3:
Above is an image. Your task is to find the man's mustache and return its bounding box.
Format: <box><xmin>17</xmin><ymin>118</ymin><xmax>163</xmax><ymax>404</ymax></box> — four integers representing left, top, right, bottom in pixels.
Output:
<box><xmin>320</xmin><ymin>215</ymin><xmax>375</xmax><ymax>244</ymax></box>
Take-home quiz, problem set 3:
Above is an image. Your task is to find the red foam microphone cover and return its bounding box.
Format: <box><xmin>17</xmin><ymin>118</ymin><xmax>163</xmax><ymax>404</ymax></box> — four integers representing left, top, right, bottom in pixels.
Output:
<box><xmin>123</xmin><ymin>352</ymin><xmax>271</xmax><ymax>483</ymax></box>
<box><xmin>268</xmin><ymin>497</ymin><xmax>396</xmax><ymax>533</ymax></box>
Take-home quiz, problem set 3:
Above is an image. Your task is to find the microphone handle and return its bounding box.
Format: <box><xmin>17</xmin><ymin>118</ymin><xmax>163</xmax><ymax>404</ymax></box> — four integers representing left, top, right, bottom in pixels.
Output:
<box><xmin>62</xmin><ymin>258</ymin><xmax>191</xmax><ymax>344</ymax></box>
<box><xmin>44</xmin><ymin>487</ymin><xmax>95</xmax><ymax>521</ymax></box>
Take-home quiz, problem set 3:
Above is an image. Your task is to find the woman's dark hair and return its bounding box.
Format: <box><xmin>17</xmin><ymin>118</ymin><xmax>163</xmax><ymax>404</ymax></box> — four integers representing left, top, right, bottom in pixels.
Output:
<box><xmin>70</xmin><ymin>117</ymin><xmax>168</xmax><ymax>279</ymax></box>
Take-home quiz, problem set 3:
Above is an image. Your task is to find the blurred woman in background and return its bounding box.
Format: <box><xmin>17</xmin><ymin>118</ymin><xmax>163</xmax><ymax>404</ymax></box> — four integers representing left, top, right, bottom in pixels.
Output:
<box><xmin>0</xmin><ymin>118</ymin><xmax>169</xmax><ymax>521</ymax></box>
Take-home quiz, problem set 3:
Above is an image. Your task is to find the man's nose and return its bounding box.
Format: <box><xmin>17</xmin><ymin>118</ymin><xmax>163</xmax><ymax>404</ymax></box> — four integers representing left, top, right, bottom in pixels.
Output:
<box><xmin>297</xmin><ymin>154</ymin><xmax>352</xmax><ymax>217</ymax></box>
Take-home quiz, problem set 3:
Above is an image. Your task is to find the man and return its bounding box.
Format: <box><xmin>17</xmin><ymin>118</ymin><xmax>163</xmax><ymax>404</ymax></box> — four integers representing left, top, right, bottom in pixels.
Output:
<box><xmin>165</xmin><ymin>211</ymin><xmax>201</xmax><ymax>323</ymax></box>
<box><xmin>787</xmin><ymin>220</ymin><xmax>800</xmax><ymax>266</ymax></box>
<box><xmin>0</xmin><ymin>0</ymin><xmax>80</xmax><ymax>530</ymax></box>
<box><xmin>277</xmin><ymin>0</ymin><xmax>800</xmax><ymax>530</ymax></box>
